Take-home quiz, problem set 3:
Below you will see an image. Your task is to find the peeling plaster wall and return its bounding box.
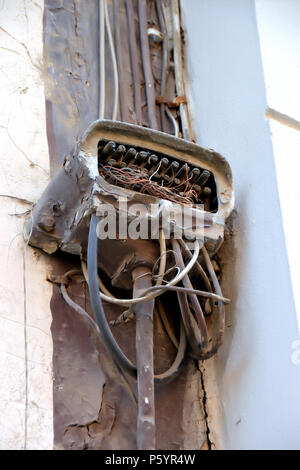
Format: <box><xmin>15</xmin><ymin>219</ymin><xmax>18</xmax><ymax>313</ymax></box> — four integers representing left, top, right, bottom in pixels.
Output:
<box><xmin>0</xmin><ymin>0</ymin><xmax>53</xmax><ymax>449</ymax></box>
<box><xmin>181</xmin><ymin>0</ymin><xmax>300</xmax><ymax>450</ymax></box>
<box><xmin>44</xmin><ymin>0</ymin><xmax>100</xmax><ymax>174</ymax></box>
<box><xmin>43</xmin><ymin>0</ymin><xmax>210</xmax><ymax>450</ymax></box>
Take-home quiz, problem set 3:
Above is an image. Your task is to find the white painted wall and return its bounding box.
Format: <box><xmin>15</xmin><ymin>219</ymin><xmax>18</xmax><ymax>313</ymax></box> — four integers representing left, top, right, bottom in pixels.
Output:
<box><xmin>0</xmin><ymin>0</ymin><xmax>53</xmax><ymax>449</ymax></box>
<box><xmin>181</xmin><ymin>0</ymin><xmax>300</xmax><ymax>450</ymax></box>
<box><xmin>255</xmin><ymin>0</ymin><xmax>300</xmax><ymax>330</ymax></box>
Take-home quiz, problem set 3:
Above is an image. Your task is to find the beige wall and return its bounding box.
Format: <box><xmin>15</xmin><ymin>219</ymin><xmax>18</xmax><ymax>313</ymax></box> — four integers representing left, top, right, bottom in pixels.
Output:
<box><xmin>0</xmin><ymin>0</ymin><xmax>53</xmax><ymax>449</ymax></box>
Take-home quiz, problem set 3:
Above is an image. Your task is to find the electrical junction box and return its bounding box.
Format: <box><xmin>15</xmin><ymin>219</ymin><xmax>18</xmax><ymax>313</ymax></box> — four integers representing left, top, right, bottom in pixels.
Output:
<box><xmin>27</xmin><ymin>120</ymin><xmax>234</xmax><ymax>287</ymax></box>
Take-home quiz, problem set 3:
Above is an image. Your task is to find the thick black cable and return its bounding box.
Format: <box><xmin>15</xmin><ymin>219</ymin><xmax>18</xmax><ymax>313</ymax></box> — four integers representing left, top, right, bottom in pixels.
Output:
<box><xmin>87</xmin><ymin>213</ymin><xmax>186</xmax><ymax>384</ymax></box>
<box><xmin>88</xmin><ymin>214</ymin><xmax>137</xmax><ymax>377</ymax></box>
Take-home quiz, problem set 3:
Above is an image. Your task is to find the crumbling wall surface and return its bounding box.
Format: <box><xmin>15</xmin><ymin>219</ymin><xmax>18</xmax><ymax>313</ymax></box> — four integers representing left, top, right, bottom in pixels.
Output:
<box><xmin>44</xmin><ymin>0</ymin><xmax>210</xmax><ymax>450</ymax></box>
<box><xmin>0</xmin><ymin>0</ymin><xmax>53</xmax><ymax>450</ymax></box>
<box><xmin>44</xmin><ymin>0</ymin><xmax>100</xmax><ymax>175</ymax></box>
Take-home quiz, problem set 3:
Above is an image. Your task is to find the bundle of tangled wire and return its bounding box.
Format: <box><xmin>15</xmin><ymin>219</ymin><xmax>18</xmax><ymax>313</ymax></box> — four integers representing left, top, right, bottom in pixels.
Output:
<box><xmin>59</xmin><ymin>220</ymin><xmax>229</xmax><ymax>385</ymax></box>
<box><xmin>99</xmin><ymin>164</ymin><xmax>198</xmax><ymax>205</ymax></box>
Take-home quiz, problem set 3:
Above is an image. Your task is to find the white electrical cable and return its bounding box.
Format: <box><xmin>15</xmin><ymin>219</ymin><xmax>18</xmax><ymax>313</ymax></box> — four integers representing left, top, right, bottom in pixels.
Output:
<box><xmin>104</xmin><ymin>0</ymin><xmax>119</xmax><ymax>121</ymax></box>
<box><xmin>166</xmin><ymin>108</ymin><xmax>179</xmax><ymax>137</ymax></box>
<box><xmin>61</xmin><ymin>283</ymin><xmax>100</xmax><ymax>335</ymax></box>
<box><xmin>82</xmin><ymin>234</ymin><xmax>200</xmax><ymax>307</ymax></box>
<box><xmin>99</xmin><ymin>0</ymin><xmax>105</xmax><ymax>120</ymax></box>
<box><xmin>81</xmin><ymin>259</ymin><xmax>115</xmax><ymax>298</ymax></box>
<box><xmin>171</xmin><ymin>0</ymin><xmax>192</xmax><ymax>141</ymax></box>
<box><xmin>156</xmin><ymin>228</ymin><xmax>167</xmax><ymax>287</ymax></box>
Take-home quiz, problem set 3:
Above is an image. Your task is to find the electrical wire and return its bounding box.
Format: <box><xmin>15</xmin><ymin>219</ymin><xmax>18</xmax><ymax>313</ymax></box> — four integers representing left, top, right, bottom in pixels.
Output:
<box><xmin>198</xmin><ymin>245</ymin><xmax>226</xmax><ymax>359</ymax></box>
<box><xmin>155</xmin><ymin>0</ymin><xmax>168</xmax><ymax>131</ymax></box>
<box><xmin>99</xmin><ymin>0</ymin><xmax>105</xmax><ymax>120</ymax></box>
<box><xmin>157</xmin><ymin>228</ymin><xmax>167</xmax><ymax>287</ymax></box>
<box><xmin>156</xmin><ymin>299</ymin><xmax>179</xmax><ymax>350</ymax></box>
<box><xmin>99</xmin><ymin>164</ymin><xmax>197</xmax><ymax>205</ymax></box>
<box><xmin>166</xmin><ymin>109</ymin><xmax>179</xmax><ymax>137</ymax></box>
<box><xmin>78</xmin><ymin>217</ymin><xmax>228</xmax><ymax>379</ymax></box>
<box><xmin>171</xmin><ymin>0</ymin><xmax>192</xmax><ymax>140</ymax></box>
<box><xmin>173</xmin><ymin>244</ymin><xmax>227</xmax><ymax>360</ymax></box>
<box><xmin>86</xmin><ymin>217</ymin><xmax>200</xmax><ymax>307</ymax></box>
<box><xmin>176</xmin><ymin>284</ymin><xmax>204</xmax><ymax>356</ymax></box>
<box><xmin>82</xmin><ymin>221</ymin><xmax>228</xmax><ymax>305</ymax></box>
<box><xmin>60</xmin><ymin>282</ymin><xmax>100</xmax><ymax>335</ymax></box>
<box><xmin>81</xmin><ymin>260</ymin><xmax>115</xmax><ymax>298</ymax></box>
<box><xmin>155</xmin><ymin>0</ymin><xmax>178</xmax><ymax>137</ymax></box>
<box><xmin>153</xmin><ymin>316</ymin><xmax>186</xmax><ymax>383</ymax></box>
<box><xmin>93</xmin><ymin>0</ymin><xmax>228</xmax><ymax>376</ymax></box>
<box><xmin>81</xmin><ymin>257</ymin><xmax>228</xmax><ymax>305</ymax></box>
<box><xmin>81</xmin><ymin>227</ymin><xmax>167</xmax><ymax>300</ymax></box>
<box><xmin>138</xmin><ymin>0</ymin><xmax>158</xmax><ymax>130</ymax></box>
<box><xmin>139</xmin><ymin>284</ymin><xmax>229</xmax><ymax>304</ymax></box>
<box><xmin>104</xmin><ymin>0</ymin><xmax>119</xmax><ymax>120</ymax></box>
<box><xmin>178</xmin><ymin>237</ymin><xmax>214</xmax><ymax>313</ymax></box>
<box><xmin>88</xmin><ymin>214</ymin><xmax>136</xmax><ymax>376</ymax></box>
<box><xmin>113</xmin><ymin>0</ymin><xmax>126</xmax><ymax>122</ymax></box>
<box><xmin>172</xmin><ymin>238</ymin><xmax>208</xmax><ymax>347</ymax></box>
<box><xmin>82</xmin><ymin>228</ymin><xmax>186</xmax><ymax>360</ymax></box>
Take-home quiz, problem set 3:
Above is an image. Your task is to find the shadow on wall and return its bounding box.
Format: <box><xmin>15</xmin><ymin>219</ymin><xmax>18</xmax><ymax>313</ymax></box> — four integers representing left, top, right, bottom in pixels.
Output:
<box><xmin>216</xmin><ymin>187</ymin><xmax>254</xmax><ymax>382</ymax></box>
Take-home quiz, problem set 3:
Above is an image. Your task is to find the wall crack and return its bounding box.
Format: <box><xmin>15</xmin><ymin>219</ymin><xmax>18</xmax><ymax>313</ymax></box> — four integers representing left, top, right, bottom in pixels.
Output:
<box><xmin>198</xmin><ymin>362</ymin><xmax>213</xmax><ymax>450</ymax></box>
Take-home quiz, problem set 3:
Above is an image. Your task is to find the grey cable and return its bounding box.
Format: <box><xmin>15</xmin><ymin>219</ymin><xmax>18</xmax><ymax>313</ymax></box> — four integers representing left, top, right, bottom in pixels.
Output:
<box><xmin>99</xmin><ymin>0</ymin><xmax>105</xmax><ymax>119</ymax></box>
<box><xmin>155</xmin><ymin>0</ymin><xmax>178</xmax><ymax>136</ymax></box>
<box><xmin>104</xmin><ymin>0</ymin><xmax>119</xmax><ymax>120</ymax></box>
<box><xmin>171</xmin><ymin>0</ymin><xmax>192</xmax><ymax>140</ymax></box>
<box><xmin>138</xmin><ymin>0</ymin><xmax>158</xmax><ymax>129</ymax></box>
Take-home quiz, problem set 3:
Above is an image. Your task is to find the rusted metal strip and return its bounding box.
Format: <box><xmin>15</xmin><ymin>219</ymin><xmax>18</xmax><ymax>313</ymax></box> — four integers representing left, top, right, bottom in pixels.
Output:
<box><xmin>126</xmin><ymin>0</ymin><xmax>143</xmax><ymax>124</ymax></box>
<box><xmin>132</xmin><ymin>266</ymin><xmax>155</xmax><ymax>450</ymax></box>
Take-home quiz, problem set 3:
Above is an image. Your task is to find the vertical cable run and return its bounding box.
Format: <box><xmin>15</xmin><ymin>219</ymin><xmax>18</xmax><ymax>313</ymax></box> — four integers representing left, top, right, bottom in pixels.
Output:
<box><xmin>99</xmin><ymin>0</ymin><xmax>105</xmax><ymax>119</ymax></box>
<box><xmin>126</xmin><ymin>0</ymin><xmax>143</xmax><ymax>124</ymax></box>
<box><xmin>104</xmin><ymin>0</ymin><xmax>119</xmax><ymax>120</ymax></box>
<box><xmin>138</xmin><ymin>0</ymin><xmax>158</xmax><ymax>130</ymax></box>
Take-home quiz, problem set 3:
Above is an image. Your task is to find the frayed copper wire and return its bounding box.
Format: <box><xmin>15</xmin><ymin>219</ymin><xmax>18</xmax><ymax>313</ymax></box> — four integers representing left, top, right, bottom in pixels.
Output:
<box><xmin>99</xmin><ymin>164</ymin><xmax>196</xmax><ymax>205</ymax></box>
